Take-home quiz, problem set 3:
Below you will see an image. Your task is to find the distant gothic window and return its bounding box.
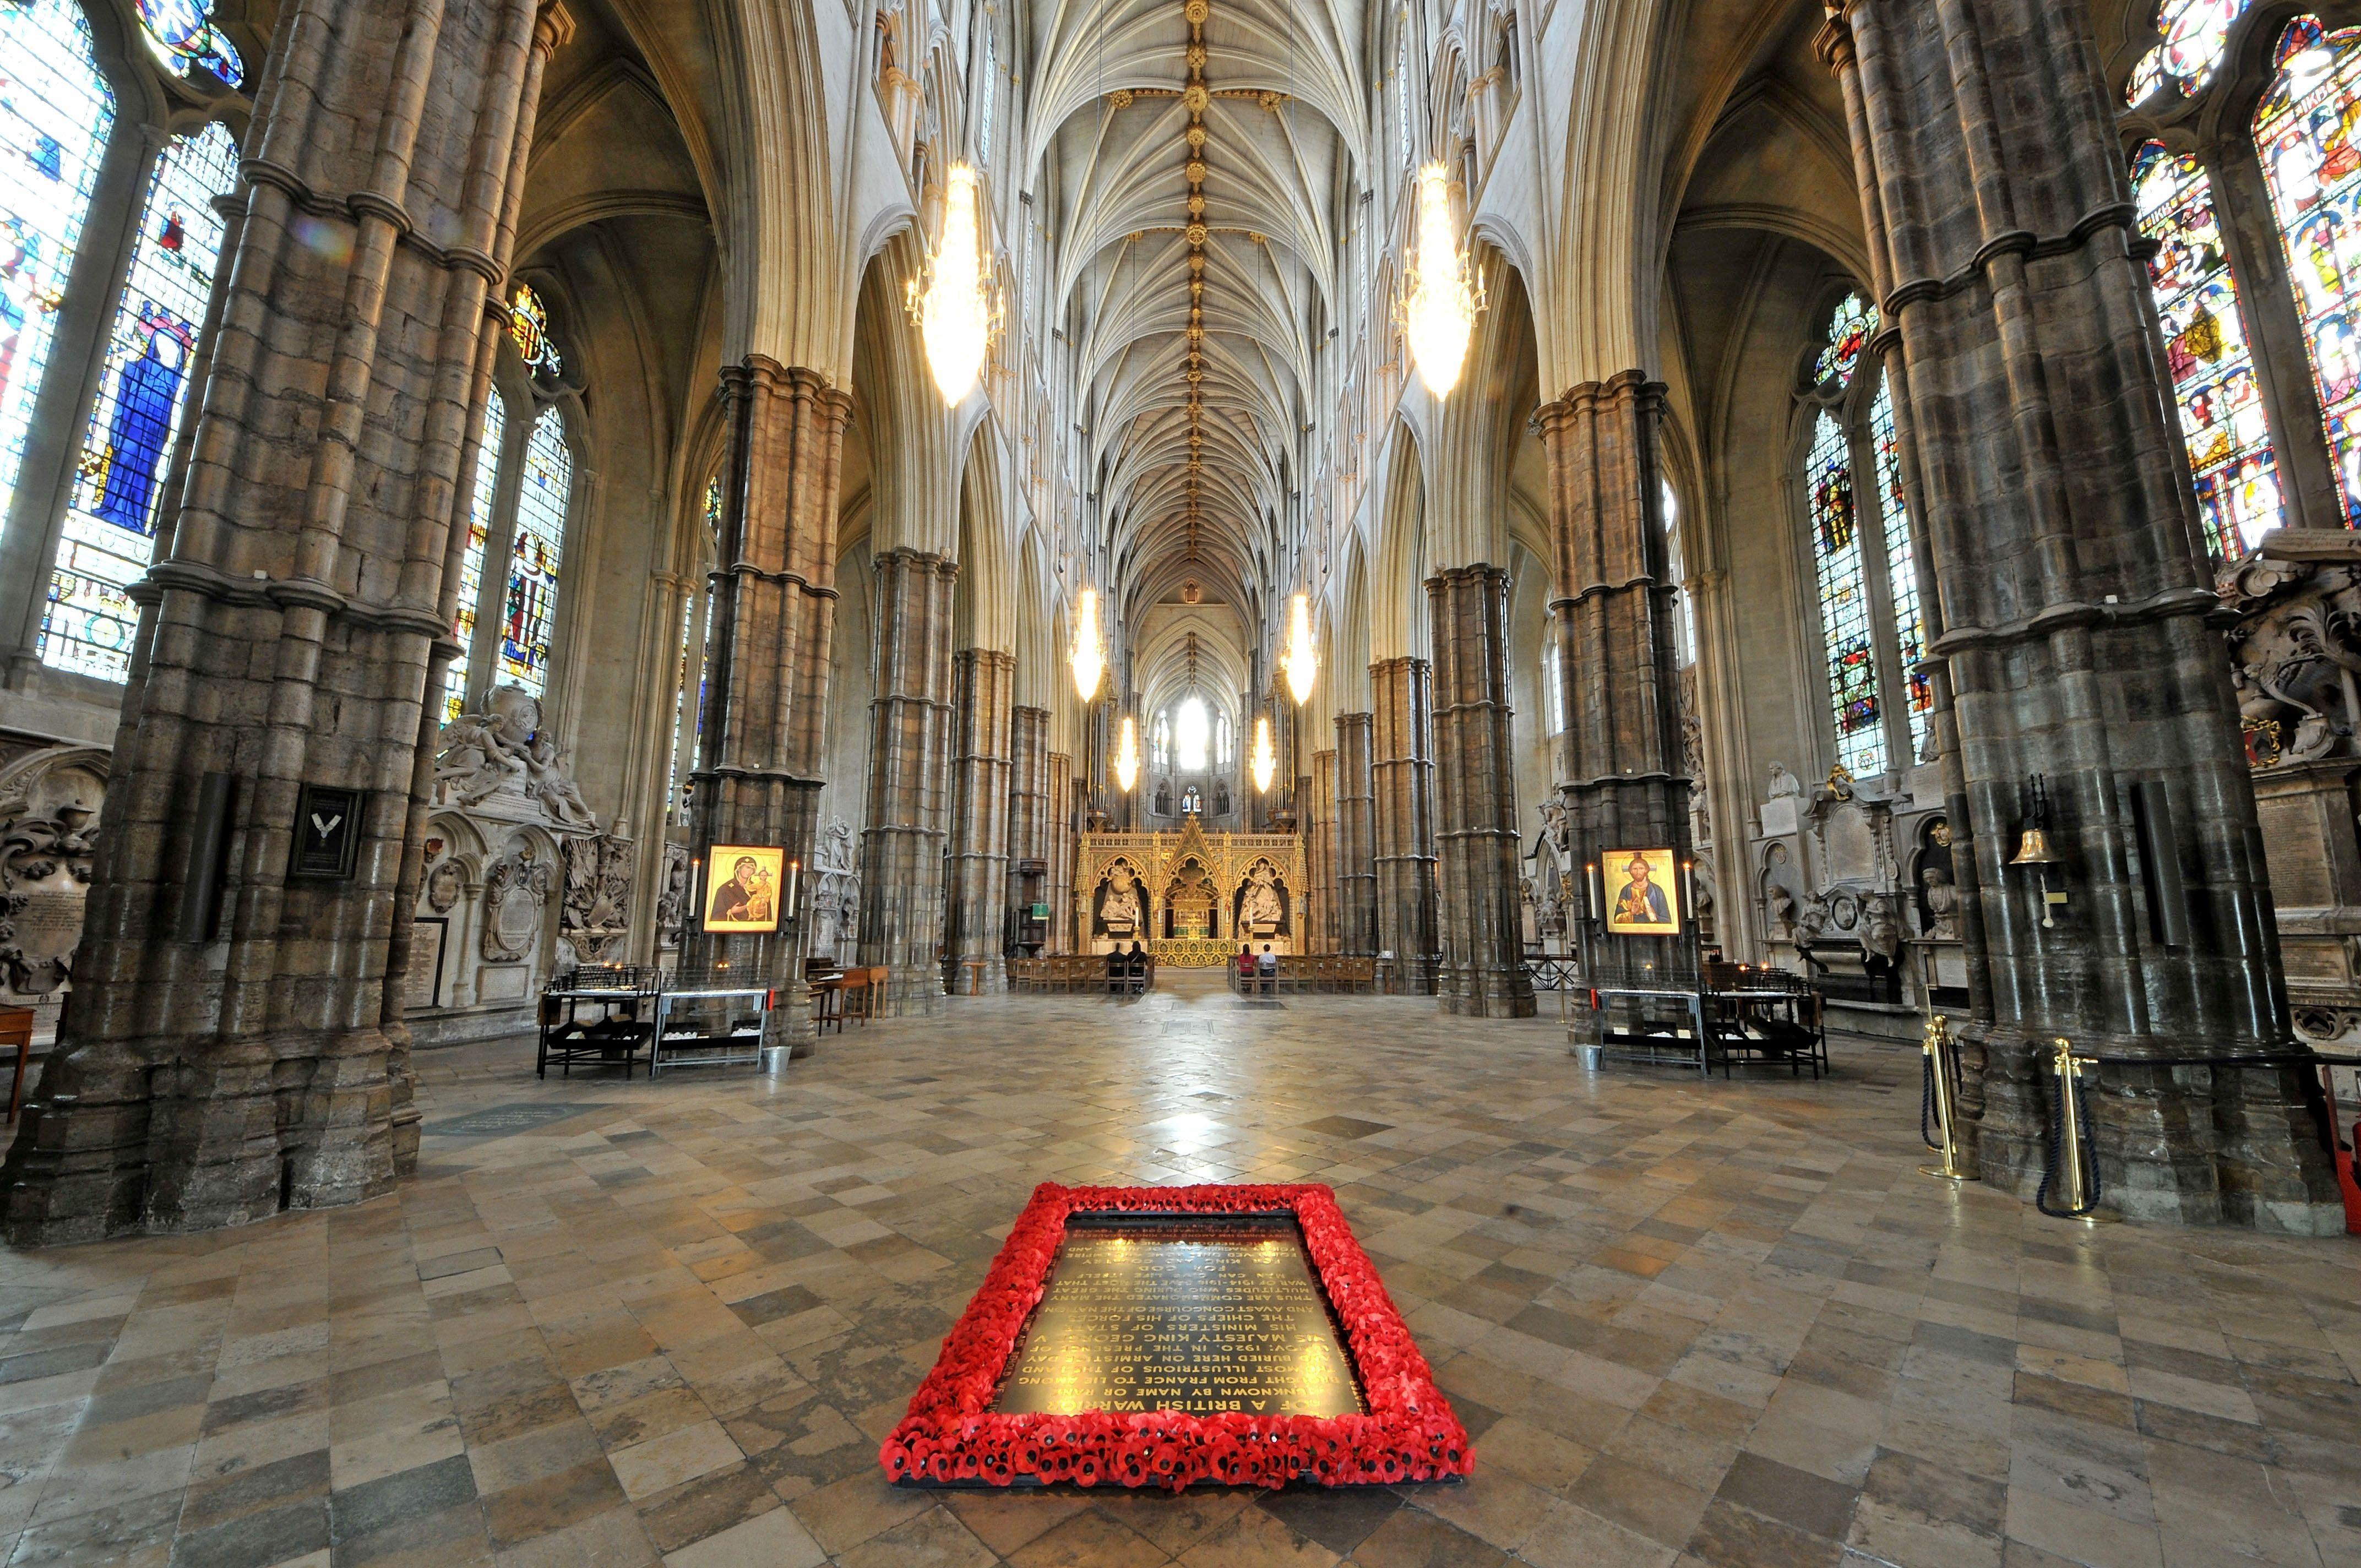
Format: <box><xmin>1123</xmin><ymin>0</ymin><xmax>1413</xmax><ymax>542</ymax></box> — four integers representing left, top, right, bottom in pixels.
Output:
<box><xmin>1800</xmin><ymin>293</ymin><xmax>1925</xmax><ymax>776</ymax></box>
<box><xmin>42</xmin><ymin>121</ymin><xmax>239</xmax><ymax>680</ymax></box>
<box><xmin>1808</xmin><ymin>409</ymin><xmax>1882</xmax><ymax>776</ymax></box>
<box><xmin>443</xmin><ymin>393</ymin><xmax>507</xmax><ymax>722</ymax></box>
<box><xmin>1660</xmin><ymin>478</ymin><xmax>1694</xmax><ymax>669</ymax></box>
<box><xmin>1870</xmin><ymin>382</ymin><xmax>1932</xmax><ymax>760</ymax></box>
<box><xmin>510</xmin><ymin>282</ymin><xmax>562</xmax><ymax>378</ymax></box>
<box><xmin>2132</xmin><ymin>141</ymin><xmax>2278</xmax><ymax>556</ymax></box>
<box><xmin>1541</xmin><ymin>640</ymin><xmax>1565</xmax><ymax>735</ymax></box>
<box><xmin>1175</xmin><ymin>696</ymin><xmax>1210</xmax><ymax>772</ymax></box>
<box><xmin>135</xmin><ymin>0</ymin><xmax>244</xmax><ymax>87</ymax></box>
<box><xmin>1152</xmin><ymin>711</ymin><xmax>1172</xmax><ymax>771</ymax></box>
<box><xmin>670</xmin><ymin>473</ymin><xmax>723</xmax><ymax>817</ymax></box>
<box><xmin>0</xmin><ymin>0</ymin><xmax>116</xmax><ymax>549</ymax></box>
<box><xmin>978</xmin><ymin>30</ymin><xmax>995</xmax><ymax>159</ymax></box>
<box><xmin>499</xmin><ymin>410</ymin><xmax>571</xmax><ymax>698</ymax></box>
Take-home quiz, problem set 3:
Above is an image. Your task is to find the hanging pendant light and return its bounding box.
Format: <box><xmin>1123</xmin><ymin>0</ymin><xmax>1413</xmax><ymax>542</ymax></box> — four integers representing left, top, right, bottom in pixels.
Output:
<box><xmin>1401</xmin><ymin>163</ymin><xmax>1482</xmax><ymax>398</ymax></box>
<box><xmin>1250</xmin><ymin>715</ymin><xmax>1277</xmax><ymax>793</ymax></box>
<box><xmin>1116</xmin><ymin>715</ymin><xmax>1140</xmax><ymax>793</ymax></box>
<box><xmin>1281</xmin><ymin>591</ymin><xmax>1316</xmax><ymax>705</ymax></box>
<box><xmin>914</xmin><ymin>163</ymin><xmax>991</xmax><ymax>404</ymax></box>
<box><xmin>1070</xmin><ymin>587</ymin><xmax>1104</xmax><ymax>701</ymax></box>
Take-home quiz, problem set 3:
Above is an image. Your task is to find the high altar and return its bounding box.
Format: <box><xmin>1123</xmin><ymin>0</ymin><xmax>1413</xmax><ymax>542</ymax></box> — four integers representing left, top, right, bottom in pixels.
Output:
<box><xmin>1079</xmin><ymin>818</ymin><xmax>1302</xmax><ymax>966</ymax></box>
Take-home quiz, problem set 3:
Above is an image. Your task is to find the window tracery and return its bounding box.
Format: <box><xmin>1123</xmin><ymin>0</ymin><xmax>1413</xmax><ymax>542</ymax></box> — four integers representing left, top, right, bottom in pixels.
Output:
<box><xmin>1799</xmin><ymin>295</ymin><xmax>1927</xmax><ymax>775</ymax></box>
<box><xmin>43</xmin><ymin>120</ymin><xmax>238</xmax><ymax>680</ymax></box>
<box><xmin>2258</xmin><ymin>17</ymin><xmax>2361</xmax><ymax>520</ymax></box>
<box><xmin>134</xmin><ymin>0</ymin><xmax>244</xmax><ymax>88</ymax></box>
<box><xmin>500</xmin><ymin>410</ymin><xmax>571</xmax><ymax>699</ymax></box>
<box><xmin>444</xmin><ymin>394</ymin><xmax>506</xmax><ymax>723</ymax></box>
<box><xmin>2132</xmin><ymin>141</ymin><xmax>2278</xmax><ymax>556</ymax></box>
<box><xmin>0</xmin><ymin>0</ymin><xmax>115</xmax><ymax>549</ymax></box>
<box><xmin>510</xmin><ymin>283</ymin><xmax>562</xmax><ymax>378</ymax></box>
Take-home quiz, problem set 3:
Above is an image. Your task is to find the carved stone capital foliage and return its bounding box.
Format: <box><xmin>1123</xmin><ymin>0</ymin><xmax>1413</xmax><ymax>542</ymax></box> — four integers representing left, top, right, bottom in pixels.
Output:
<box><xmin>2223</xmin><ymin>557</ymin><xmax>2361</xmax><ymax>767</ymax></box>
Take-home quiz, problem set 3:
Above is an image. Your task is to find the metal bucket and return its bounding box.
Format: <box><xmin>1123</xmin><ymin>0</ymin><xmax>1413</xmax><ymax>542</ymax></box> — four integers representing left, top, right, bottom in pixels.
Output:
<box><xmin>1579</xmin><ymin>1044</ymin><xmax>1603</xmax><ymax>1071</ymax></box>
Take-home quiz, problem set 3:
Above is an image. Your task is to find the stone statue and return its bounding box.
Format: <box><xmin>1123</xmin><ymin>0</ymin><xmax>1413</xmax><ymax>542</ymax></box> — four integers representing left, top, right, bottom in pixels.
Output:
<box><xmin>561</xmin><ymin>833</ymin><xmax>633</xmax><ymax>963</ymax></box>
<box><xmin>435</xmin><ymin>687</ymin><xmax>595</xmax><ymax>827</ymax></box>
<box><xmin>1102</xmin><ymin>866</ymin><xmax>1143</xmax><ymax>931</ymax></box>
<box><xmin>1766</xmin><ymin>762</ymin><xmax>1803</xmax><ymax>803</ymax></box>
<box><xmin>1239</xmin><ymin>864</ymin><xmax>1285</xmax><ymax>929</ymax></box>
<box><xmin>1860</xmin><ymin>896</ymin><xmax>1901</xmax><ymax>967</ymax></box>
<box><xmin>812</xmin><ymin>818</ymin><xmax>861</xmax><ymax>960</ymax></box>
<box><xmin>1538</xmin><ymin>798</ymin><xmax>1572</xmax><ymax>856</ymax></box>
<box><xmin>656</xmin><ymin>844</ymin><xmax>689</xmax><ymax>946</ymax></box>
<box><xmin>1921</xmin><ymin>865</ymin><xmax>1960</xmax><ymax>939</ymax></box>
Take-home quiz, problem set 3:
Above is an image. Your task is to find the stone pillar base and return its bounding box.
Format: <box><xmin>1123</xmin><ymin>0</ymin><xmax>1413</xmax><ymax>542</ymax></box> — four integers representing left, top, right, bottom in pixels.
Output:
<box><xmin>1438</xmin><ymin>970</ymin><xmax>1537</xmax><ymax>1018</ymax></box>
<box><xmin>1973</xmin><ymin>1034</ymin><xmax>2344</xmax><ymax>1233</ymax></box>
<box><xmin>877</xmin><ymin>963</ymin><xmax>948</xmax><ymax>1016</ymax></box>
<box><xmin>944</xmin><ymin>957</ymin><xmax>1008</xmax><ymax>997</ymax></box>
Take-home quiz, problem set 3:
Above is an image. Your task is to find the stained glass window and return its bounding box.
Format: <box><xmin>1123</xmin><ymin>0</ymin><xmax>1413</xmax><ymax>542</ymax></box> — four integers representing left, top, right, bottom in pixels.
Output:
<box><xmin>2131</xmin><ymin>143</ymin><xmax>2278</xmax><ymax>557</ymax></box>
<box><xmin>40</xmin><ymin>122</ymin><xmax>240</xmax><ymax>681</ymax></box>
<box><xmin>1</xmin><ymin>0</ymin><xmax>115</xmax><ymax>555</ymax></box>
<box><xmin>1661</xmin><ymin>478</ymin><xmax>1694</xmax><ymax>667</ymax></box>
<box><xmin>1870</xmin><ymin>380</ymin><xmax>1933</xmax><ymax>763</ymax></box>
<box><xmin>1808</xmin><ymin>409</ymin><xmax>1885</xmax><ymax>776</ymax></box>
<box><xmin>442</xmin><ymin>393</ymin><xmax>506</xmax><ymax>723</ymax></box>
<box><xmin>499</xmin><ymin>410</ymin><xmax>570</xmax><ymax>698</ymax></box>
<box><xmin>1813</xmin><ymin>293</ymin><xmax>1877</xmax><ymax>388</ymax></box>
<box><xmin>2142</xmin><ymin>0</ymin><xmax>2252</xmax><ymax>99</ymax></box>
<box><xmin>135</xmin><ymin>0</ymin><xmax>244</xmax><ymax>88</ymax></box>
<box><xmin>510</xmin><ymin>283</ymin><xmax>561</xmax><ymax>378</ymax></box>
<box><xmin>2259</xmin><ymin>17</ymin><xmax>2361</xmax><ymax>524</ymax></box>
<box><xmin>670</xmin><ymin>475</ymin><xmax>724</xmax><ymax>816</ymax></box>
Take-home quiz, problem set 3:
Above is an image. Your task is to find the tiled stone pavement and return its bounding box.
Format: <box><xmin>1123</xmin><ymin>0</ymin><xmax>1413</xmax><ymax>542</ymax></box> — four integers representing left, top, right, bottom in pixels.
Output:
<box><xmin>3</xmin><ymin>972</ymin><xmax>2359</xmax><ymax>1568</ymax></box>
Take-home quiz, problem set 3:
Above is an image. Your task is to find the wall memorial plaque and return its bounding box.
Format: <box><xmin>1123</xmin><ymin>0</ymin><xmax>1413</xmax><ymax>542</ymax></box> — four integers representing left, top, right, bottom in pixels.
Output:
<box><xmin>881</xmin><ymin>1183</ymin><xmax>1472</xmax><ymax>1491</ymax></box>
<box><xmin>406</xmin><ymin>917</ymin><xmax>447</xmax><ymax>1009</ymax></box>
<box><xmin>291</xmin><ymin>784</ymin><xmax>363</xmax><ymax>879</ymax></box>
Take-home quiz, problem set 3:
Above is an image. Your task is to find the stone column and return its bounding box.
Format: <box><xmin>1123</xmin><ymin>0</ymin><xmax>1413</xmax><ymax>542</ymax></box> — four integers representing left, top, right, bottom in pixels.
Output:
<box><xmin>1430</xmin><ymin>566</ymin><xmax>1536</xmax><ymax>1016</ymax></box>
<box><xmin>1822</xmin><ymin>0</ymin><xmax>2338</xmax><ymax>1230</ymax></box>
<box><xmin>2</xmin><ymin>0</ymin><xmax>563</xmax><ymax>1245</ymax></box>
<box><xmin>1533</xmin><ymin>375</ymin><xmax>1693</xmax><ymax>985</ymax></box>
<box><xmin>945</xmin><ymin>649</ymin><xmax>1015</xmax><ymax>993</ymax></box>
<box><xmin>1370</xmin><ymin>658</ymin><xmax>1438</xmax><ymax>993</ymax></box>
<box><xmin>680</xmin><ymin>358</ymin><xmax>854</xmax><ymax>1043</ymax></box>
<box><xmin>1308</xmin><ymin>748</ymin><xmax>1339</xmax><ymax>951</ymax></box>
<box><xmin>857</xmin><ymin>549</ymin><xmax>956</xmax><ymax>1013</ymax></box>
<box><xmin>1046</xmin><ymin>750</ymin><xmax>1073</xmax><ymax>951</ymax></box>
<box><xmin>1007</xmin><ymin>704</ymin><xmax>1048</xmax><ymax>946</ymax></box>
<box><xmin>1335</xmin><ymin>714</ymin><xmax>1377</xmax><ymax>955</ymax></box>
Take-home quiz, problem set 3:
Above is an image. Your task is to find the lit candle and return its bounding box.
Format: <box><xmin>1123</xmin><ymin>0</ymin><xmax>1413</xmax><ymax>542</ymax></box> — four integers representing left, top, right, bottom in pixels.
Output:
<box><xmin>1682</xmin><ymin>859</ymin><xmax>1696</xmax><ymax>924</ymax></box>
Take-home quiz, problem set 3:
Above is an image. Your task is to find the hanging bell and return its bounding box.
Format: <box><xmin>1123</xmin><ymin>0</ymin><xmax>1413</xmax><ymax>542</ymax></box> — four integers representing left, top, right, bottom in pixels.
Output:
<box><xmin>2010</xmin><ymin>826</ymin><xmax>2060</xmax><ymax>867</ymax></box>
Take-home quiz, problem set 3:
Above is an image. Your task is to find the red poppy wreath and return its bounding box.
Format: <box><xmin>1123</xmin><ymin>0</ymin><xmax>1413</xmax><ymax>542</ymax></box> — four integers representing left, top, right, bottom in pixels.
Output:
<box><xmin>878</xmin><ymin>1182</ymin><xmax>1474</xmax><ymax>1490</ymax></box>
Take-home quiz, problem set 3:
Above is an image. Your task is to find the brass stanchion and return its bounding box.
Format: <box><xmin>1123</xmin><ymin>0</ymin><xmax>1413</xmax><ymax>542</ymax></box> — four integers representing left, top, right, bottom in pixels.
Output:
<box><xmin>1918</xmin><ymin>1015</ymin><xmax>1977</xmax><ymax>1182</ymax></box>
<box><xmin>2041</xmin><ymin>1036</ymin><xmax>2119</xmax><ymax>1224</ymax></box>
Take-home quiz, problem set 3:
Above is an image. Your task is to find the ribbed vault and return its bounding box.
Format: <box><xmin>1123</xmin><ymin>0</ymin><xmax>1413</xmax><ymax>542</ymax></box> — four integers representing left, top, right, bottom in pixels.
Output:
<box><xmin>1032</xmin><ymin>0</ymin><xmax>1363</xmax><ymax>673</ymax></box>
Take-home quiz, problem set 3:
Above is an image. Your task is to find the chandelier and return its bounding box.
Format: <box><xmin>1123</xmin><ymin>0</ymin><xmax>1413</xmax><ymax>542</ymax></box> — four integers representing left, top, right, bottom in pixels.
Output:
<box><xmin>1116</xmin><ymin>715</ymin><xmax>1140</xmax><ymax>793</ymax></box>
<box><xmin>1070</xmin><ymin>587</ymin><xmax>1104</xmax><ymax>701</ymax></box>
<box><xmin>1400</xmin><ymin>164</ymin><xmax>1482</xmax><ymax>398</ymax></box>
<box><xmin>1281</xmin><ymin>591</ymin><xmax>1316</xmax><ymax>704</ymax></box>
<box><xmin>1250</xmin><ymin>715</ymin><xmax>1277</xmax><ymax>793</ymax></box>
<box><xmin>911</xmin><ymin>164</ymin><xmax>992</xmax><ymax>404</ymax></box>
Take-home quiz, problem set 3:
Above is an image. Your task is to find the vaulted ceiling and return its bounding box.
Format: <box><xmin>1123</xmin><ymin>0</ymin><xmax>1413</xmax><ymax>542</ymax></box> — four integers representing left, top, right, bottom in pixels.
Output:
<box><xmin>1029</xmin><ymin>0</ymin><xmax>1367</xmax><ymax>693</ymax></box>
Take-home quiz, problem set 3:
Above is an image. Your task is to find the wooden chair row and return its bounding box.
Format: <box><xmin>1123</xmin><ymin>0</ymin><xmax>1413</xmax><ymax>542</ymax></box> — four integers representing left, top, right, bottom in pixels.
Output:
<box><xmin>1008</xmin><ymin>955</ymin><xmax>1157</xmax><ymax>993</ymax></box>
<box><xmin>1228</xmin><ymin>957</ymin><xmax>1379</xmax><ymax>995</ymax></box>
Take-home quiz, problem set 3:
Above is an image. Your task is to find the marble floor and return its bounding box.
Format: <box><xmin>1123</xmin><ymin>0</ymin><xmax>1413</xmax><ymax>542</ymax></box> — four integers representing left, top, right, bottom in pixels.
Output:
<box><xmin>2</xmin><ymin>973</ymin><xmax>2358</xmax><ymax>1568</ymax></box>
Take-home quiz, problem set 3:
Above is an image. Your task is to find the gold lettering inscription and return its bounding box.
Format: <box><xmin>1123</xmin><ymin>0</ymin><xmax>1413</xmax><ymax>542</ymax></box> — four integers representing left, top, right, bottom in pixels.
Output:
<box><xmin>988</xmin><ymin>1220</ymin><xmax>1366</xmax><ymax>1418</ymax></box>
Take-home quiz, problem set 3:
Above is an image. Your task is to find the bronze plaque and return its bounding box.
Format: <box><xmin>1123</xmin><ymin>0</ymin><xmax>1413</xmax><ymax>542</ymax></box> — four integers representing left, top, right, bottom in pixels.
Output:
<box><xmin>991</xmin><ymin>1214</ymin><xmax>1365</xmax><ymax>1418</ymax></box>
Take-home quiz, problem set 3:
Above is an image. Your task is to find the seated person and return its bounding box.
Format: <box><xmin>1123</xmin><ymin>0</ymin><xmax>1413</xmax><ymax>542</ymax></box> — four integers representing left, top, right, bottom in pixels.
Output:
<box><xmin>1126</xmin><ymin>940</ymin><xmax>1149</xmax><ymax>989</ymax></box>
<box><xmin>1257</xmin><ymin>943</ymin><xmax>1279</xmax><ymax>993</ymax></box>
<box><xmin>1236</xmin><ymin>943</ymin><xmax>1256</xmax><ymax>988</ymax></box>
<box><xmin>1106</xmin><ymin>945</ymin><xmax>1127</xmax><ymax>991</ymax></box>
